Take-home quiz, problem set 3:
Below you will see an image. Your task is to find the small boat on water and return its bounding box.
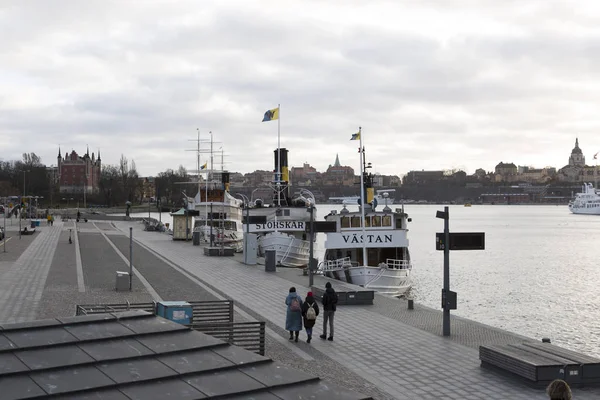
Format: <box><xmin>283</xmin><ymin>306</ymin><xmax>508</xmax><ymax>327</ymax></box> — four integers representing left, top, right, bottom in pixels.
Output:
<box><xmin>568</xmin><ymin>182</ymin><xmax>600</xmax><ymax>215</ymax></box>
<box><xmin>319</xmin><ymin>128</ymin><xmax>412</xmax><ymax>296</ymax></box>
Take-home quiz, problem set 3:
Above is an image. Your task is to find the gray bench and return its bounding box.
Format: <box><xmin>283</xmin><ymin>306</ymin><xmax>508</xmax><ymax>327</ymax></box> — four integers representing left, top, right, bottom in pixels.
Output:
<box><xmin>480</xmin><ymin>341</ymin><xmax>600</xmax><ymax>386</ymax></box>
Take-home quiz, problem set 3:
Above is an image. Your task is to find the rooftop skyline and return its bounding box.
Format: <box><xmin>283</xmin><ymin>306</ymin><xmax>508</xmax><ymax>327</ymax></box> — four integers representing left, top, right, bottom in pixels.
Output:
<box><xmin>2</xmin><ymin>1</ymin><xmax>600</xmax><ymax>176</ymax></box>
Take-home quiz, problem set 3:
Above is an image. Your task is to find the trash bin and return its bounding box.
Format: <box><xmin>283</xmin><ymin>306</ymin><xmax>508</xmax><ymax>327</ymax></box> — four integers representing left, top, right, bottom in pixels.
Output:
<box><xmin>192</xmin><ymin>231</ymin><xmax>200</xmax><ymax>246</ymax></box>
<box><xmin>265</xmin><ymin>249</ymin><xmax>276</xmax><ymax>272</ymax></box>
<box><xmin>30</xmin><ymin>221</ymin><xmax>36</xmax><ymax>229</ymax></box>
<box><xmin>115</xmin><ymin>271</ymin><xmax>130</xmax><ymax>291</ymax></box>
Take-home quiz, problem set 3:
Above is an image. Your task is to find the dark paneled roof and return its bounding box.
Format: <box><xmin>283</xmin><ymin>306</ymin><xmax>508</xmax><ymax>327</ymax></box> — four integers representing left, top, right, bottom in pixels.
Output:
<box><xmin>0</xmin><ymin>311</ymin><xmax>370</xmax><ymax>399</ymax></box>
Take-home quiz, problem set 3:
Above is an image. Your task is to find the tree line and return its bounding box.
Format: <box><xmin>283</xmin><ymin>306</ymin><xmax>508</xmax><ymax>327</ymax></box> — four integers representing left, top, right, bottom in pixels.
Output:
<box><xmin>0</xmin><ymin>153</ymin><xmax>192</xmax><ymax>209</ymax></box>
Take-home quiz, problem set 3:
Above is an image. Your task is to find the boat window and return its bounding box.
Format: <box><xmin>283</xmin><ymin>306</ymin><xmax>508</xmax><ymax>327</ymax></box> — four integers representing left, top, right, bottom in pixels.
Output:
<box><xmin>382</xmin><ymin>215</ymin><xmax>392</xmax><ymax>227</ymax></box>
<box><xmin>341</xmin><ymin>217</ymin><xmax>350</xmax><ymax>228</ymax></box>
<box><xmin>364</xmin><ymin>217</ymin><xmax>371</xmax><ymax>227</ymax></box>
<box><xmin>351</xmin><ymin>216</ymin><xmax>362</xmax><ymax>227</ymax></box>
<box><xmin>284</xmin><ymin>209</ymin><xmax>290</xmax><ymax>216</ymax></box>
<box><xmin>372</xmin><ymin>216</ymin><xmax>381</xmax><ymax>227</ymax></box>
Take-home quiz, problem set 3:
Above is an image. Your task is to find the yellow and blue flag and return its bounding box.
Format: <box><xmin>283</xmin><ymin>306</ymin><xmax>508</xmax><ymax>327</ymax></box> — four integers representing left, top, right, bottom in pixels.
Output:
<box><xmin>262</xmin><ymin>107</ymin><xmax>279</xmax><ymax>122</ymax></box>
<box><xmin>350</xmin><ymin>132</ymin><xmax>360</xmax><ymax>141</ymax></box>
<box><xmin>200</xmin><ymin>162</ymin><xmax>207</xmax><ymax>170</ymax></box>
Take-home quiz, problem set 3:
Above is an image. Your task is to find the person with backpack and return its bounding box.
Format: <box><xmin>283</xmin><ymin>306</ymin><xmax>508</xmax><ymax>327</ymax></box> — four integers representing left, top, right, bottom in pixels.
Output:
<box><xmin>320</xmin><ymin>281</ymin><xmax>338</xmax><ymax>341</ymax></box>
<box><xmin>301</xmin><ymin>291</ymin><xmax>320</xmax><ymax>343</ymax></box>
<box><xmin>285</xmin><ymin>287</ymin><xmax>303</xmax><ymax>342</ymax></box>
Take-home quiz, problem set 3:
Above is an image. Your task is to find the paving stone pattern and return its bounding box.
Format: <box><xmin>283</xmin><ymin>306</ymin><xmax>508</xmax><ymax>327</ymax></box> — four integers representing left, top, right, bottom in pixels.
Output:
<box><xmin>0</xmin><ymin>221</ymin><xmax>62</xmax><ymax>323</ymax></box>
<box><xmin>279</xmin><ymin>268</ymin><xmax>532</xmax><ymax>351</ymax></box>
<box><xmin>107</xmin><ymin>228</ymin><xmax>393</xmax><ymax>400</ymax></box>
<box><xmin>120</xmin><ymin>222</ymin><xmax>600</xmax><ymax>400</ymax></box>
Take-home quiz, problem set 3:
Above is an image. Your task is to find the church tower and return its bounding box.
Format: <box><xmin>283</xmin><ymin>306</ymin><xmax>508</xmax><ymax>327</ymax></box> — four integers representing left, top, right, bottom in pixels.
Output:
<box><xmin>568</xmin><ymin>138</ymin><xmax>586</xmax><ymax>167</ymax></box>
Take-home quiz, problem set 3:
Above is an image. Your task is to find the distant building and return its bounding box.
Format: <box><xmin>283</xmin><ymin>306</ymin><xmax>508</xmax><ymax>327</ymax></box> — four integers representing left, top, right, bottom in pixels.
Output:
<box><xmin>568</xmin><ymin>138</ymin><xmax>585</xmax><ymax>167</ymax></box>
<box><xmin>290</xmin><ymin>162</ymin><xmax>318</xmax><ymax>186</ymax></box>
<box><xmin>402</xmin><ymin>170</ymin><xmax>444</xmax><ymax>185</ymax></box>
<box><xmin>494</xmin><ymin>162</ymin><xmax>517</xmax><ymax>176</ymax></box>
<box><xmin>322</xmin><ymin>154</ymin><xmax>355</xmax><ymax>186</ymax></box>
<box><xmin>58</xmin><ymin>147</ymin><xmax>101</xmax><ymax>194</ymax></box>
<box><xmin>558</xmin><ymin>138</ymin><xmax>595</xmax><ymax>183</ymax></box>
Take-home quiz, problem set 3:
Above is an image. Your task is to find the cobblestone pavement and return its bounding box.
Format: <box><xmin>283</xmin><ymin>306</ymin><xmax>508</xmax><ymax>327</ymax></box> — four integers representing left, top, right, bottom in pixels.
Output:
<box><xmin>279</xmin><ymin>268</ymin><xmax>532</xmax><ymax>350</ymax></box>
<box><xmin>0</xmin><ymin>221</ymin><xmax>62</xmax><ymax>323</ymax></box>
<box><xmin>116</xmin><ymin>221</ymin><xmax>600</xmax><ymax>400</ymax></box>
<box><xmin>36</xmin><ymin>226</ymin><xmax>154</xmax><ymax>320</ymax></box>
<box><xmin>105</xmin><ymin>225</ymin><xmax>394</xmax><ymax>399</ymax></box>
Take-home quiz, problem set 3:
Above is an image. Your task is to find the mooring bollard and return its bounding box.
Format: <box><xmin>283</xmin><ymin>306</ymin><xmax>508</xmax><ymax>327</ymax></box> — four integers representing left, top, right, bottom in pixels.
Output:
<box><xmin>407</xmin><ymin>297</ymin><xmax>414</xmax><ymax>310</ymax></box>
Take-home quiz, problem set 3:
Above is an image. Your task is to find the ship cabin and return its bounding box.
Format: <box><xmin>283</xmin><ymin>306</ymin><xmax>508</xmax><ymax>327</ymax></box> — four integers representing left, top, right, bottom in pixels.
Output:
<box><xmin>323</xmin><ymin>206</ymin><xmax>411</xmax><ymax>270</ymax></box>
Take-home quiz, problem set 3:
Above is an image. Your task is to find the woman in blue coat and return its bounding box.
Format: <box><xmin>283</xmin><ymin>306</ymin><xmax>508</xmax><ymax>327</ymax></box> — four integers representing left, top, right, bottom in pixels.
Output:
<box><xmin>285</xmin><ymin>287</ymin><xmax>303</xmax><ymax>342</ymax></box>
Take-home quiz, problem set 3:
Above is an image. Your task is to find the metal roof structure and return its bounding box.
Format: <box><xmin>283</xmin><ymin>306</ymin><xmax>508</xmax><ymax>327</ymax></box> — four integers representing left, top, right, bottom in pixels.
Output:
<box><xmin>0</xmin><ymin>310</ymin><xmax>370</xmax><ymax>399</ymax></box>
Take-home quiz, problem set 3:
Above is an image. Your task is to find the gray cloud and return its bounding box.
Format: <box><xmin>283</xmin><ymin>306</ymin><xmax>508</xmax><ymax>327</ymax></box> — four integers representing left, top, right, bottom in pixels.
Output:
<box><xmin>1</xmin><ymin>0</ymin><xmax>600</xmax><ymax>176</ymax></box>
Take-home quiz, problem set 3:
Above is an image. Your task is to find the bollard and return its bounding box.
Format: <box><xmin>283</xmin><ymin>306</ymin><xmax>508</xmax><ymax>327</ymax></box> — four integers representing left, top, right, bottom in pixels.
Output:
<box><xmin>407</xmin><ymin>298</ymin><xmax>414</xmax><ymax>310</ymax></box>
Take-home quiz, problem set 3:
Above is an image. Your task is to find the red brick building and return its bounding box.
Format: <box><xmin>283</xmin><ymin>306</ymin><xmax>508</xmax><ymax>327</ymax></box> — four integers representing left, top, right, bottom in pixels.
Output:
<box><xmin>57</xmin><ymin>147</ymin><xmax>101</xmax><ymax>194</ymax></box>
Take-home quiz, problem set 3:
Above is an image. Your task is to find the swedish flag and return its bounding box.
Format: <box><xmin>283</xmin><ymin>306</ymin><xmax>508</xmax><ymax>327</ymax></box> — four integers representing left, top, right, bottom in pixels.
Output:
<box><xmin>200</xmin><ymin>162</ymin><xmax>207</xmax><ymax>170</ymax></box>
<box><xmin>350</xmin><ymin>132</ymin><xmax>360</xmax><ymax>141</ymax></box>
<box><xmin>262</xmin><ymin>107</ymin><xmax>279</xmax><ymax>122</ymax></box>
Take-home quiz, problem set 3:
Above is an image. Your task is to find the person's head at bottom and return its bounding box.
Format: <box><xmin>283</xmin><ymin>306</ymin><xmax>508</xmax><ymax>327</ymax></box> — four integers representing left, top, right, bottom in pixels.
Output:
<box><xmin>546</xmin><ymin>379</ymin><xmax>572</xmax><ymax>400</ymax></box>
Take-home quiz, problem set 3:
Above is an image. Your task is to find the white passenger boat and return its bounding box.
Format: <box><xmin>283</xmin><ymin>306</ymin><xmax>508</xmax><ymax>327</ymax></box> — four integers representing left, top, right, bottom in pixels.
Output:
<box><xmin>568</xmin><ymin>182</ymin><xmax>600</xmax><ymax>215</ymax></box>
<box><xmin>186</xmin><ymin>173</ymin><xmax>244</xmax><ymax>252</ymax></box>
<box><xmin>320</xmin><ymin>128</ymin><xmax>412</xmax><ymax>296</ymax></box>
<box><xmin>244</xmin><ymin>147</ymin><xmax>316</xmax><ymax>267</ymax></box>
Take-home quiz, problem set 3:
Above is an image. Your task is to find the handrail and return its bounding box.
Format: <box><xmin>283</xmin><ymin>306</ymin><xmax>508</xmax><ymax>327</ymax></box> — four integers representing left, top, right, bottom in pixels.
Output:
<box><xmin>385</xmin><ymin>258</ymin><xmax>411</xmax><ymax>269</ymax></box>
<box><xmin>187</xmin><ymin>321</ymin><xmax>266</xmax><ymax>355</ymax></box>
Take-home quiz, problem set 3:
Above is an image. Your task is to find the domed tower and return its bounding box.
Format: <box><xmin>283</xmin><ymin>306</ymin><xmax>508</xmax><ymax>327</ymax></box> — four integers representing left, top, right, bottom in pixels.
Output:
<box><xmin>568</xmin><ymin>138</ymin><xmax>585</xmax><ymax>167</ymax></box>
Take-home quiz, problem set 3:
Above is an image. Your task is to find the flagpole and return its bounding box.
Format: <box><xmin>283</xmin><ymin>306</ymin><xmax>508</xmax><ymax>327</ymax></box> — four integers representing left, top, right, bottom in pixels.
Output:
<box><xmin>277</xmin><ymin>103</ymin><xmax>281</xmax><ymax>207</ymax></box>
<box><xmin>358</xmin><ymin>127</ymin><xmax>367</xmax><ymax>267</ymax></box>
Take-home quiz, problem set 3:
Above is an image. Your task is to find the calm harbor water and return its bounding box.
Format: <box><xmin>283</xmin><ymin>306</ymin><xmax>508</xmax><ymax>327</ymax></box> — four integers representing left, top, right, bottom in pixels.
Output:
<box><xmin>129</xmin><ymin>204</ymin><xmax>600</xmax><ymax>356</ymax></box>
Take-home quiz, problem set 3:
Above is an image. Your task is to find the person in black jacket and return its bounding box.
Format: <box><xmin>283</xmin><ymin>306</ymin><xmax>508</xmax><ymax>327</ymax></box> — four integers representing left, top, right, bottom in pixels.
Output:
<box><xmin>301</xmin><ymin>291</ymin><xmax>319</xmax><ymax>343</ymax></box>
<box><xmin>319</xmin><ymin>282</ymin><xmax>338</xmax><ymax>341</ymax></box>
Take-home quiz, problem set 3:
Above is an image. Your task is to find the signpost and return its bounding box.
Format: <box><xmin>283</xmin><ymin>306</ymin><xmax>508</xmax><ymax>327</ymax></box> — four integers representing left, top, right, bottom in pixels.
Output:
<box><xmin>436</xmin><ymin>206</ymin><xmax>485</xmax><ymax>336</ymax></box>
<box><xmin>129</xmin><ymin>227</ymin><xmax>133</xmax><ymax>291</ymax></box>
<box><xmin>306</xmin><ymin>219</ymin><xmax>336</xmax><ymax>286</ymax></box>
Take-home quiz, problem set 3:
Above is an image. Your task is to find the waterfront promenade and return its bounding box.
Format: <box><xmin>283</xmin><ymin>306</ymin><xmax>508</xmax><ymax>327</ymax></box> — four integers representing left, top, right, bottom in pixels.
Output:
<box><xmin>1</xmin><ymin>216</ymin><xmax>599</xmax><ymax>399</ymax></box>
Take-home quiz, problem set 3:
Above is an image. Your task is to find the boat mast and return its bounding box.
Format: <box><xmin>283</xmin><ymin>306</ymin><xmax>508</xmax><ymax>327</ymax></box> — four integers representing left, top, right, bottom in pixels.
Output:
<box><xmin>358</xmin><ymin>127</ymin><xmax>367</xmax><ymax>267</ymax></box>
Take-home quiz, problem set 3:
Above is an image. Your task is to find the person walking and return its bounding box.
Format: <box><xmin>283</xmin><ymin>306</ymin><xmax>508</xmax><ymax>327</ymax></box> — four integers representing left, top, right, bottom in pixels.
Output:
<box><xmin>301</xmin><ymin>291</ymin><xmax>319</xmax><ymax>343</ymax></box>
<box><xmin>320</xmin><ymin>282</ymin><xmax>338</xmax><ymax>341</ymax></box>
<box><xmin>285</xmin><ymin>287</ymin><xmax>303</xmax><ymax>342</ymax></box>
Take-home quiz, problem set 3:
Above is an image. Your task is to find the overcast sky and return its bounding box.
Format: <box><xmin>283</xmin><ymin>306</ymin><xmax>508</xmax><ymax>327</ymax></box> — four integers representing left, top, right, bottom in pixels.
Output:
<box><xmin>2</xmin><ymin>0</ymin><xmax>600</xmax><ymax>177</ymax></box>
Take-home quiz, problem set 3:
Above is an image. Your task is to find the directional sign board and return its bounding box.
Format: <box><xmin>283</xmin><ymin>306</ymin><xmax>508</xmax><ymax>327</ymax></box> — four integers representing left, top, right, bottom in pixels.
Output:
<box><xmin>306</xmin><ymin>221</ymin><xmax>337</xmax><ymax>233</ymax></box>
<box><xmin>436</xmin><ymin>232</ymin><xmax>485</xmax><ymax>251</ymax></box>
<box><xmin>242</xmin><ymin>215</ymin><xmax>267</xmax><ymax>225</ymax></box>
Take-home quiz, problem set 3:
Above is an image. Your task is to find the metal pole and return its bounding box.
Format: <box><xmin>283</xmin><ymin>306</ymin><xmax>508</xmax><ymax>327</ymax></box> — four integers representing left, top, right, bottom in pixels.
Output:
<box><xmin>3</xmin><ymin>206</ymin><xmax>6</xmax><ymax>253</ymax></box>
<box><xmin>129</xmin><ymin>227</ymin><xmax>133</xmax><ymax>291</ymax></box>
<box><xmin>19</xmin><ymin>198</ymin><xmax>21</xmax><ymax>240</ymax></box>
<box><xmin>210</xmin><ymin>203</ymin><xmax>214</xmax><ymax>247</ymax></box>
<box><xmin>308</xmin><ymin>204</ymin><xmax>314</xmax><ymax>287</ymax></box>
<box><xmin>443</xmin><ymin>206</ymin><xmax>450</xmax><ymax>336</ymax></box>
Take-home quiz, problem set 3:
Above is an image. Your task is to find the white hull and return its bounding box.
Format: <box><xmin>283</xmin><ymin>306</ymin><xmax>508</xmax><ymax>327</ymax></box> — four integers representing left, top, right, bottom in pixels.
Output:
<box><xmin>196</xmin><ymin>226</ymin><xmax>244</xmax><ymax>252</ymax></box>
<box><xmin>568</xmin><ymin>182</ymin><xmax>600</xmax><ymax>214</ymax></box>
<box><xmin>324</xmin><ymin>266</ymin><xmax>411</xmax><ymax>296</ymax></box>
<box><xmin>259</xmin><ymin>231</ymin><xmax>311</xmax><ymax>268</ymax></box>
<box><xmin>568</xmin><ymin>205</ymin><xmax>600</xmax><ymax>215</ymax></box>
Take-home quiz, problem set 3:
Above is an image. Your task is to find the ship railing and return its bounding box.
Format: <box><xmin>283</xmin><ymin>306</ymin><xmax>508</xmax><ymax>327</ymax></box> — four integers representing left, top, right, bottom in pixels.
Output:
<box><xmin>321</xmin><ymin>257</ymin><xmax>357</xmax><ymax>270</ymax></box>
<box><xmin>385</xmin><ymin>259</ymin><xmax>411</xmax><ymax>270</ymax></box>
